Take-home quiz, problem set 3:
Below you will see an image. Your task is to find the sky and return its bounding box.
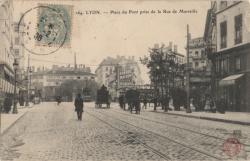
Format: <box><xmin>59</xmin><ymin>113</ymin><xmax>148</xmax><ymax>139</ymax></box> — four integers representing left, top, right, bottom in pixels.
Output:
<box><xmin>14</xmin><ymin>0</ymin><xmax>210</xmax><ymax>83</ymax></box>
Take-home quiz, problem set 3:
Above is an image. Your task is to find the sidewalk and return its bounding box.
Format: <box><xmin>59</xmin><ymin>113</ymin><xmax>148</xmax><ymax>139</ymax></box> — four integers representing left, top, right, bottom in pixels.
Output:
<box><xmin>112</xmin><ymin>102</ymin><xmax>250</xmax><ymax>125</ymax></box>
<box><xmin>152</xmin><ymin>108</ymin><xmax>250</xmax><ymax>126</ymax></box>
<box><xmin>0</xmin><ymin>103</ymin><xmax>34</xmax><ymax>135</ymax></box>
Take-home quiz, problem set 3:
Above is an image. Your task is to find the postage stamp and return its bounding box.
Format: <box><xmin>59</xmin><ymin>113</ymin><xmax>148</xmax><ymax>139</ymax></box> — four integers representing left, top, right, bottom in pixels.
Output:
<box><xmin>18</xmin><ymin>4</ymin><xmax>73</xmax><ymax>55</ymax></box>
<box><xmin>36</xmin><ymin>4</ymin><xmax>73</xmax><ymax>47</ymax></box>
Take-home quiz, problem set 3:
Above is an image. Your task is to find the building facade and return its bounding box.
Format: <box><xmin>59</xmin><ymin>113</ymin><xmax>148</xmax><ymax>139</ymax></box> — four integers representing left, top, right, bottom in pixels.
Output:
<box><xmin>0</xmin><ymin>0</ymin><xmax>15</xmax><ymax>95</ymax></box>
<box><xmin>13</xmin><ymin>22</ymin><xmax>25</xmax><ymax>78</ymax></box>
<box><xmin>31</xmin><ymin>65</ymin><xmax>95</xmax><ymax>101</ymax></box>
<box><xmin>95</xmin><ymin>56</ymin><xmax>143</xmax><ymax>99</ymax></box>
<box><xmin>208</xmin><ymin>1</ymin><xmax>250</xmax><ymax>111</ymax></box>
<box><xmin>189</xmin><ymin>37</ymin><xmax>211</xmax><ymax>91</ymax></box>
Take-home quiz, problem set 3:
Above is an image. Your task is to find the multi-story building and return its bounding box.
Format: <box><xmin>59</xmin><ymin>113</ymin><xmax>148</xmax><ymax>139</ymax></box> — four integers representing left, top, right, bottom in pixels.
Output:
<box><xmin>207</xmin><ymin>1</ymin><xmax>250</xmax><ymax>111</ymax></box>
<box><xmin>13</xmin><ymin>22</ymin><xmax>25</xmax><ymax>77</ymax></box>
<box><xmin>189</xmin><ymin>37</ymin><xmax>211</xmax><ymax>90</ymax></box>
<box><xmin>0</xmin><ymin>0</ymin><xmax>15</xmax><ymax>95</ymax></box>
<box><xmin>31</xmin><ymin>64</ymin><xmax>95</xmax><ymax>101</ymax></box>
<box><xmin>95</xmin><ymin>56</ymin><xmax>143</xmax><ymax>99</ymax></box>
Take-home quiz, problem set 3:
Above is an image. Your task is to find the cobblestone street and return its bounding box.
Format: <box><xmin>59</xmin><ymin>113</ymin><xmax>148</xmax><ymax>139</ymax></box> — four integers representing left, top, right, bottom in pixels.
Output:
<box><xmin>0</xmin><ymin>102</ymin><xmax>250</xmax><ymax>161</ymax></box>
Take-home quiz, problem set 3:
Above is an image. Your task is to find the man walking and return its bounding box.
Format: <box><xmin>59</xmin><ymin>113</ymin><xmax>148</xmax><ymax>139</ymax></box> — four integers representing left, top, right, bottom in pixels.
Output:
<box><xmin>142</xmin><ymin>97</ymin><xmax>147</xmax><ymax>109</ymax></box>
<box><xmin>74</xmin><ymin>93</ymin><xmax>84</xmax><ymax>121</ymax></box>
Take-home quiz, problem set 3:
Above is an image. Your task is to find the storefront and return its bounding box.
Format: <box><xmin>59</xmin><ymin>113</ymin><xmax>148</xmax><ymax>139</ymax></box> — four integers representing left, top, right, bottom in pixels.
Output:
<box><xmin>218</xmin><ymin>73</ymin><xmax>246</xmax><ymax>111</ymax></box>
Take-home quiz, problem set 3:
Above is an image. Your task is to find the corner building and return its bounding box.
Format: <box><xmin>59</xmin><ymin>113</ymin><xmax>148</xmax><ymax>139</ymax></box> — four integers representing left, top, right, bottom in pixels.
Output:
<box><xmin>212</xmin><ymin>1</ymin><xmax>250</xmax><ymax>111</ymax></box>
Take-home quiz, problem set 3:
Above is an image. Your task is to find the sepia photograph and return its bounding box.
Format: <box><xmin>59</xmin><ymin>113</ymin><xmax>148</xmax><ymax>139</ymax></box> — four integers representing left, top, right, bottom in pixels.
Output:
<box><xmin>0</xmin><ymin>0</ymin><xmax>250</xmax><ymax>160</ymax></box>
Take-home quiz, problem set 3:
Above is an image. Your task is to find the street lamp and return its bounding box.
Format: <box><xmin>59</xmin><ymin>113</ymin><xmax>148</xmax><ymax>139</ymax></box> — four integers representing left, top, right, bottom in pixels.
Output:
<box><xmin>12</xmin><ymin>59</ymin><xmax>19</xmax><ymax>114</ymax></box>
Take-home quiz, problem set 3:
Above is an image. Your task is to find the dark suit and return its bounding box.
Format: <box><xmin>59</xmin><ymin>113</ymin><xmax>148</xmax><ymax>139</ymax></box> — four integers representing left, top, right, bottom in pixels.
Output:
<box><xmin>74</xmin><ymin>96</ymin><xmax>84</xmax><ymax>120</ymax></box>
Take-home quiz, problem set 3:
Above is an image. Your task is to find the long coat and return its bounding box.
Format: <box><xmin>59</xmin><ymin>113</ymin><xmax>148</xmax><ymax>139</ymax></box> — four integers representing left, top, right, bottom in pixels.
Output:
<box><xmin>74</xmin><ymin>97</ymin><xmax>84</xmax><ymax>112</ymax></box>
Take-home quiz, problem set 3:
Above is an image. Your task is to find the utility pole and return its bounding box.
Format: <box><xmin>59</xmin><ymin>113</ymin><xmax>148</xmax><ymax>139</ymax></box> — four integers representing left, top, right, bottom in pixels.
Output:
<box><xmin>0</xmin><ymin>88</ymin><xmax>3</xmax><ymax>134</ymax></box>
<box><xmin>25</xmin><ymin>54</ymin><xmax>30</xmax><ymax>107</ymax></box>
<box><xmin>186</xmin><ymin>24</ymin><xmax>192</xmax><ymax>113</ymax></box>
<box><xmin>74</xmin><ymin>52</ymin><xmax>77</xmax><ymax>70</ymax></box>
<box><xmin>115</xmin><ymin>64</ymin><xmax>120</xmax><ymax>99</ymax></box>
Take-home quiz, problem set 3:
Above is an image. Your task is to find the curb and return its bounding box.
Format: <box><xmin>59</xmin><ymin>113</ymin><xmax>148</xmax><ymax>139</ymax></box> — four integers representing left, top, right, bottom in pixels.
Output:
<box><xmin>1</xmin><ymin>111</ymin><xmax>29</xmax><ymax>136</ymax></box>
<box><xmin>151</xmin><ymin>111</ymin><xmax>250</xmax><ymax>126</ymax></box>
<box><xmin>0</xmin><ymin>106</ymin><xmax>34</xmax><ymax>137</ymax></box>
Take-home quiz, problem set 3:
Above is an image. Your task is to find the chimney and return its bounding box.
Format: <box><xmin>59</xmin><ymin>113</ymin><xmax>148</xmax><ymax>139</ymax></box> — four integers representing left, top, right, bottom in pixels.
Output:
<box><xmin>154</xmin><ymin>43</ymin><xmax>159</xmax><ymax>49</ymax></box>
<box><xmin>169</xmin><ymin>42</ymin><xmax>173</xmax><ymax>51</ymax></box>
<box><xmin>132</xmin><ymin>56</ymin><xmax>135</xmax><ymax>60</ymax></box>
<box><xmin>174</xmin><ymin>45</ymin><xmax>178</xmax><ymax>53</ymax></box>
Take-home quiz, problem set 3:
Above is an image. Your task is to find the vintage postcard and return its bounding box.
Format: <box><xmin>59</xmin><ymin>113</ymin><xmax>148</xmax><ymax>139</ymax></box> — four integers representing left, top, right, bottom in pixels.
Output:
<box><xmin>0</xmin><ymin>0</ymin><xmax>250</xmax><ymax>160</ymax></box>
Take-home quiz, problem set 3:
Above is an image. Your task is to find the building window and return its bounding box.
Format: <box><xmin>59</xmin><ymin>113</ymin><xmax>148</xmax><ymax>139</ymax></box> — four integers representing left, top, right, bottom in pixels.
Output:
<box><xmin>220</xmin><ymin>21</ymin><xmax>227</xmax><ymax>49</ymax></box>
<box><xmin>195</xmin><ymin>62</ymin><xmax>199</xmax><ymax>68</ymax></box>
<box><xmin>106</xmin><ymin>67</ymin><xmax>109</xmax><ymax>71</ymax></box>
<box><xmin>220</xmin><ymin>1</ymin><xmax>227</xmax><ymax>10</ymax></box>
<box><xmin>195</xmin><ymin>51</ymin><xmax>199</xmax><ymax>57</ymax></box>
<box><xmin>235</xmin><ymin>56</ymin><xmax>241</xmax><ymax>71</ymax></box>
<box><xmin>201</xmin><ymin>50</ymin><xmax>205</xmax><ymax>58</ymax></box>
<box><xmin>14</xmin><ymin>49</ymin><xmax>19</xmax><ymax>55</ymax></box>
<box><xmin>15</xmin><ymin>37</ymin><xmax>19</xmax><ymax>45</ymax></box>
<box><xmin>235</xmin><ymin>14</ymin><xmax>242</xmax><ymax>45</ymax></box>
<box><xmin>222</xmin><ymin>58</ymin><xmax>229</xmax><ymax>74</ymax></box>
<box><xmin>14</xmin><ymin>25</ymin><xmax>18</xmax><ymax>32</ymax></box>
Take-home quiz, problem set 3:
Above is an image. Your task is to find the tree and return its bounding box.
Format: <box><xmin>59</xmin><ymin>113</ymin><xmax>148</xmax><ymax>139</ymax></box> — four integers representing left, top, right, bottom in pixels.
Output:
<box><xmin>140</xmin><ymin>44</ymin><xmax>179</xmax><ymax>111</ymax></box>
<box><xmin>56</xmin><ymin>79</ymin><xmax>99</xmax><ymax>101</ymax></box>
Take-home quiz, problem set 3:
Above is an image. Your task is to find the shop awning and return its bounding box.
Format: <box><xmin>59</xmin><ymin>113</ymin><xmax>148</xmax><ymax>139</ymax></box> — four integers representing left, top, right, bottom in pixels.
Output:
<box><xmin>219</xmin><ymin>74</ymin><xmax>244</xmax><ymax>86</ymax></box>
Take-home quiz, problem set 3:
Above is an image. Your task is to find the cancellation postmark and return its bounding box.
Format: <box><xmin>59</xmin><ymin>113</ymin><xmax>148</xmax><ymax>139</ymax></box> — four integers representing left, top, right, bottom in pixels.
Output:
<box><xmin>18</xmin><ymin>4</ymin><xmax>73</xmax><ymax>55</ymax></box>
<box><xmin>223</xmin><ymin>137</ymin><xmax>243</xmax><ymax>158</ymax></box>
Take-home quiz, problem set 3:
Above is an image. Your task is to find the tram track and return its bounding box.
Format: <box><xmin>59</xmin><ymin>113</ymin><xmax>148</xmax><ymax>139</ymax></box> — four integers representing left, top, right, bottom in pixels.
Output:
<box><xmin>85</xmin><ymin>111</ymin><xmax>172</xmax><ymax>160</ymax></box>
<box><xmin>86</xmin><ymin>109</ymin><xmax>224</xmax><ymax>160</ymax></box>
<box><xmin>112</xmin><ymin>109</ymin><xmax>250</xmax><ymax>147</ymax></box>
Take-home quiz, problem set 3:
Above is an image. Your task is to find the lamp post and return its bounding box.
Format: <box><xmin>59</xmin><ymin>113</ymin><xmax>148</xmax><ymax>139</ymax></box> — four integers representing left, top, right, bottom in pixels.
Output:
<box><xmin>12</xmin><ymin>59</ymin><xmax>19</xmax><ymax>114</ymax></box>
<box><xmin>0</xmin><ymin>87</ymin><xmax>3</xmax><ymax>134</ymax></box>
<box><xmin>186</xmin><ymin>24</ymin><xmax>192</xmax><ymax>113</ymax></box>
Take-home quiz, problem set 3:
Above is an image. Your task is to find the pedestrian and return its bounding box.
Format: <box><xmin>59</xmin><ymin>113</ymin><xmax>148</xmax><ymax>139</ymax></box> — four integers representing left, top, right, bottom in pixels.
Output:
<box><xmin>4</xmin><ymin>95</ymin><xmax>12</xmax><ymax>113</ymax></box>
<box><xmin>119</xmin><ymin>95</ymin><xmax>125</xmax><ymax>110</ymax></box>
<box><xmin>74</xmin><ymin>93</ymin><xmax>84</xmax><ymax>121</ymax></box>
<box><xmin>210</xmin><ymin>97</ymin><xmax>216</xmax><ymax>113</ymax></box>
<box><xmin>107</xmin><ymin>94</ymin><xmax>111</xmax><ymax>108</ymax></box>
<box><xmin>153</xmin><ymin>96</ymin><xmax>157</xmax><ymax>110</ymax></box>
<box><xmin>142</xmin><ymin>97</ymin><xmax>147</xmax><ymax>109</ymax></box>
<box><xmin>56</xmin><ymin>96</ymin><xmax>62</xmax><ymax>105</ymax></box>
<box><xmin>204</xmin><ymin>96</ymin><xmax>211</xmax><ymax>112</ymax></box>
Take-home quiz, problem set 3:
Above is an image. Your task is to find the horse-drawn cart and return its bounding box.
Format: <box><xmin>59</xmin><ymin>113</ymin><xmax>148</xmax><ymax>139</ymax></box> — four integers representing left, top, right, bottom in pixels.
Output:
<box><xmin>95</xmin><ymin>85</ymin><xmax>111</xmax><ymax>108</ymax></box>
<box><xmin>125</xmin><ymin>89</ymin><xmax>140</xmax><ymax>114</ymax></box>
